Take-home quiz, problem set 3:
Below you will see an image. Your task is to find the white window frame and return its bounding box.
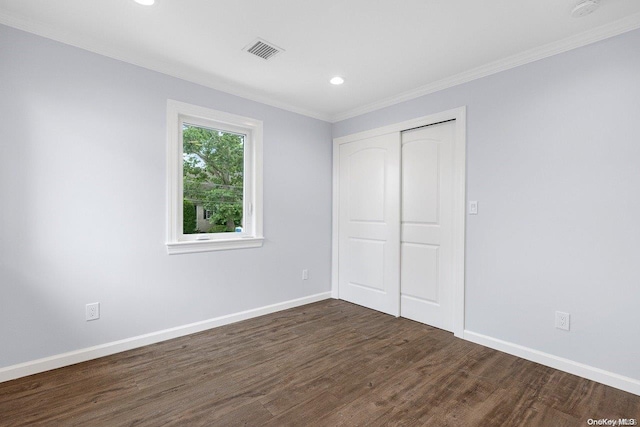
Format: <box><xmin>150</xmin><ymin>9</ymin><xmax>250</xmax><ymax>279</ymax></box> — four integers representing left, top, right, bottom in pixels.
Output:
<box><xmin>166</xmin><ymin>100</ymin><xmax>263</xmax><ymax>254</ymax></box>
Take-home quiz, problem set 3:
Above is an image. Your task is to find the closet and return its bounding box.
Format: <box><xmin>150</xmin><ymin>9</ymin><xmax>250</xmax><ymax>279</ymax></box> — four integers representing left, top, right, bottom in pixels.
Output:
<box><xmin>332</xmin><ymin>110</ymin><xmax>466</xmax><ymax>334</ymax></box>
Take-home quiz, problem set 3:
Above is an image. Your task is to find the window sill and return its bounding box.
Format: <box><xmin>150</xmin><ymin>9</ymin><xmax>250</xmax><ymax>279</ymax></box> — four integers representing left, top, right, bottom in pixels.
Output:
<box><xmin>166</xmin><ymin>237</ymin><xmax>264</xmax><ymax>255</ymax></box>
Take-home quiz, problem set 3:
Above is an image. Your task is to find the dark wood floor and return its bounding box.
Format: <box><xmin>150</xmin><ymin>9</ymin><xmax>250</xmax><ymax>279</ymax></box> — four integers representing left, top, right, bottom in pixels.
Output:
<box><xmin>0</xmin><ymin>300</ymin><xmax>638</xmax><ymax>426</ymax></box>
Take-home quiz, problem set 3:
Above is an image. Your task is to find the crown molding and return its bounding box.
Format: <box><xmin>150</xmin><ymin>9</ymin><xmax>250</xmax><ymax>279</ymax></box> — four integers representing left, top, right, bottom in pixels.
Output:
<box><xmin>0</xmin><ymin>11</ymin><xmax>332</xmax><ymax>122</ymax></box>
<box><xmin>330</xmin><ymin>12</ymin><xmax>640</xmax><ymax>123</ymax></box>
<box><xmin>2</xmin><ymin>9</ymin><xmax>639</xmax><ymax>124</ymax></box>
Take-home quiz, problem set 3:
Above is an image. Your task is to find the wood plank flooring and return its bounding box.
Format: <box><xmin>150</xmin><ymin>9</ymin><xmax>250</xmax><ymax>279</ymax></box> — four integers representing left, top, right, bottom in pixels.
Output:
<box><xmin>0</xmin><ymin>299</ymin><xmax>638</xmax><ymax>426</ymax></box>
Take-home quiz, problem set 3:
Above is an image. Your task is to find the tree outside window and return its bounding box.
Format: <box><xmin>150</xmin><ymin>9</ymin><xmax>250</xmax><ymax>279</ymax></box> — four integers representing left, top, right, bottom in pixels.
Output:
<box><xmin>182</xmin><ymin>124</ymin><xmax>244</xmax><ymax>234</ymax></box>
<box><xmin>167</xmin><ymin>100</ymin><xmax>263</xmax><ymax>254</ymax></box>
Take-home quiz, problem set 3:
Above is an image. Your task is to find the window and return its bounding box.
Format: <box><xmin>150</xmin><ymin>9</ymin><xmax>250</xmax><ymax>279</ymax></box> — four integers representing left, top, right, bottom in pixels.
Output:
<box><xmin>166</xmin><ymin>100</ymin><xmax>263</xmax><ymax>254</ymax></box>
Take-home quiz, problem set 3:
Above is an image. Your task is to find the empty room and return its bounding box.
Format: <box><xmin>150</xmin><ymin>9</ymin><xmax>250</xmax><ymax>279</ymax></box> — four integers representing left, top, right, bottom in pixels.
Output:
<box><xmin>1</xmin><ymin>0</ymin><xmax>639</xmax><ymax>425</ymax></box>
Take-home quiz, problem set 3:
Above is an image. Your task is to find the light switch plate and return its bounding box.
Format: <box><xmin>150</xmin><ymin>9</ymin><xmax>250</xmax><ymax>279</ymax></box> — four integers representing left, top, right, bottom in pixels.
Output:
<box><xmin>469</xmin><ymin>201</ymin><xmax>478</xmax><ymax>215</ymax></box>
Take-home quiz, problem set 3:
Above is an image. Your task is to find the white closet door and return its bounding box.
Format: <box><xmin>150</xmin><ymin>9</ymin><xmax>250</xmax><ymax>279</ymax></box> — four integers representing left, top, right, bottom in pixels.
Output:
<box><xmin>338</xmin><ymin>133</ymin><xmax>400</xmax><ymax>316</ymax></box>
<box><xmin>400</xmin><ymin>121</ymin><xmax>455</xmax><ymax>331</ymax></box>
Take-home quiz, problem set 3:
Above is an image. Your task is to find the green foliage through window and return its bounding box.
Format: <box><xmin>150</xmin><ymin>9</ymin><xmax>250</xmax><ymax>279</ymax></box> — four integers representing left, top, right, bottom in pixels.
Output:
<box><xmin>182</xmin><ymin>124</ymin><xmax>244</xmax><ymax>233</ymax></box>
<box><xmin>183</xmin><ymin>199</ymin><xmax>197</xmax><ymax>234</ymax></box>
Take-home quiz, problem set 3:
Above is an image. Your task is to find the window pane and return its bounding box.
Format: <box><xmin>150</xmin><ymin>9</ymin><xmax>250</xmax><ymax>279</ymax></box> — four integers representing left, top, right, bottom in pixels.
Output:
<box><xmin>182</xmin><ymin>123</ymin><xmax>244</xmax><ymax>234</ymax></box>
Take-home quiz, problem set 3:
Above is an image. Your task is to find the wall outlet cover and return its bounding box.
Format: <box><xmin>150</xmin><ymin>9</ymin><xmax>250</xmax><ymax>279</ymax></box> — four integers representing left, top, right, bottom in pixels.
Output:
<box><xmin>86</xmin><ymin>302</ymin><xmax>100</xmax><ymax>321</ymax></box>
<box><xmin>555</xmin><ymin>311</ymin><xmax>570</xmax><ymax>331</ymax></box>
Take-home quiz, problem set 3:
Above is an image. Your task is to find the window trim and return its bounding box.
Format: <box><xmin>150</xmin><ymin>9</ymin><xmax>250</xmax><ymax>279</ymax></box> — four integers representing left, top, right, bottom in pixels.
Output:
<box><xmin>166</xmin><ymin>100</ymin><xmax>263</xmax><ymax>254</ymax></box>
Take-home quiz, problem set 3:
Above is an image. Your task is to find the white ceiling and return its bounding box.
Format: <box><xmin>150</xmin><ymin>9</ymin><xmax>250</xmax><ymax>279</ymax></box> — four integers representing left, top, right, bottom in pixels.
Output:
<box><xmin>1</xmin><ymin>0</ymin><xmax>640</xmax><ymax>122</ymax></box>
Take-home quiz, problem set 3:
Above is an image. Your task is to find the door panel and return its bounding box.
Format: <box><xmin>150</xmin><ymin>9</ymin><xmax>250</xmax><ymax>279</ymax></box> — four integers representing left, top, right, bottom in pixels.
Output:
<box><xmin>347</xmin><ymin>149</ymin><xmax>386</xmax><ymax>222</ymax></box>
<box><xmin>338</xmin><ymin>133</ymin><xmax>400</xmax><ymax>316</ymax></box>
<box><xmin>400</xmin><ymin>121</ymin><xmax>455</xmax><ymax>331</ymax></box>
<box><xmin>401</xmin><ymin>243</ymin><xmax>439</xmax><ymax>302</ymax></box>
<box><xmin>347</xmin><ymin>238</ymin><xmax>385</xmax><ymax>292</ymax></box>
<box><xmin>402</xmin><ymin>141</ymin><xmax>439</xmax><ymax>224</ymax></box>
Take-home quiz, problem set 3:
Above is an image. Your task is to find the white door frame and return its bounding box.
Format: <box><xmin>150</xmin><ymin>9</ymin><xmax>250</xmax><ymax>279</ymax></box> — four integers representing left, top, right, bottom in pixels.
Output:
<box><xmin>332</xmin><ymin>106</ymin><xmax>467</xmax><ymax>338</ymax></box>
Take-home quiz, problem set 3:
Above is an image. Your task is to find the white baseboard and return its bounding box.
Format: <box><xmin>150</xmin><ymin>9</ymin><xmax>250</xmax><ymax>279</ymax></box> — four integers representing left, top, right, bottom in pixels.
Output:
<box><xmin>0</xmin><ymin>292</ymin><xmax>331</xmax><ymax>384</ymax></box>
<box><xmin>463</xmin><ymin>330</ymin><xmax>640</xmax><ymax>396</ymax></box>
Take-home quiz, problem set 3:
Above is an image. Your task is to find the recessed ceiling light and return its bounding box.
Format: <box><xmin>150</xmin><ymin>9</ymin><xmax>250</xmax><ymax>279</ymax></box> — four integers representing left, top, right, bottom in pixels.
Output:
<box><xmin>330</xmin><ymin>76</ymin><xmax>345</xmax><ymax>85</ymax></box>
<box><xmin>134</xmin><ymin>0</ymin><xmax>155</xmax><ymax>5</ymax></box>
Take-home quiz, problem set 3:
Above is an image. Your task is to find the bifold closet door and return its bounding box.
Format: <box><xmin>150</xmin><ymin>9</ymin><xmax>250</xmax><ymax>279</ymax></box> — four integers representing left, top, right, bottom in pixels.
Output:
<box><xmin>400</xmin><ymin>121</ymin><xmax>455</xmax><ymax>332</ymax></box>
<box><xmin>338</xmin><ymin>133</ymin><xmax>400</xmax><ymax>316</ymax></box>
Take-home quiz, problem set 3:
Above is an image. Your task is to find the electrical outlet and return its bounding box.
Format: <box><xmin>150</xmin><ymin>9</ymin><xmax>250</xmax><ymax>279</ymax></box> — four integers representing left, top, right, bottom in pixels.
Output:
<box><xmin>86</xmin><ymin>302</ymin><xmax>100</xmax><ymax>321</ymax></box>
<box><xmin>302</xmin><ymin>269</ymin><xmax>309</xmax><ymax>280</ymax></box>
<box><xmin>555</xmin><ymin>311</ymin><xmax>570</xmax><ymax>331</ymax></box>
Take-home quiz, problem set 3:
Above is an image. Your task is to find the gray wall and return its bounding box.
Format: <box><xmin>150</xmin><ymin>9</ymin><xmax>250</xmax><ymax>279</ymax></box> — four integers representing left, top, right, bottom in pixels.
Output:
<box><xmin>0</xmin><ymin>25</ymin><xmax>332</xmax><ymax>368</ymax></box>
<box><xmin>334</xmin><ymin>29</ymin><xmax>640</xmax><ymax>380</ymax></box>
<box><xmin>2</xmin><ymin>20</ymin><xmax>639</xmax><ymax>383</ymax></box>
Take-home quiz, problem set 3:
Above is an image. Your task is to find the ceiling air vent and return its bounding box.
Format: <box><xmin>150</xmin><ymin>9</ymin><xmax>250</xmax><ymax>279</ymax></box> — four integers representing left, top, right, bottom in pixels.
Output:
<box><xmin>244</xmin><ymin>38</ymin><xmax>284</xmax><ymax>60</ymax></box>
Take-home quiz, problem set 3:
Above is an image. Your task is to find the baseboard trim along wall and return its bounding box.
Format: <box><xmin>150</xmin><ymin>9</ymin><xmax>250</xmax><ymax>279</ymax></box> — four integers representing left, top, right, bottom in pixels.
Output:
<box><xmin>3</xmin><ymin>298</ymin><xmax>638</xmax><ymax>397</ymax></box>
<box><xmin>464</xmin><ymin>330</ymin><xmax>640</xmax><ymax>396</ymax></box>
<box><xmin>0</xmin><ymin>292</ymin><xmax>332</xmax><ymax>384</ymax></box>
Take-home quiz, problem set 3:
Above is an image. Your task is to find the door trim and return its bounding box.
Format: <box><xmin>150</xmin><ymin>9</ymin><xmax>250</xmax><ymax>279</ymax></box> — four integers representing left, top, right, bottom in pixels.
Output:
<box><xmin>332</xmin><ymin>106</ymin><xmax>466</xmax><ymax>338</ymax></box>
